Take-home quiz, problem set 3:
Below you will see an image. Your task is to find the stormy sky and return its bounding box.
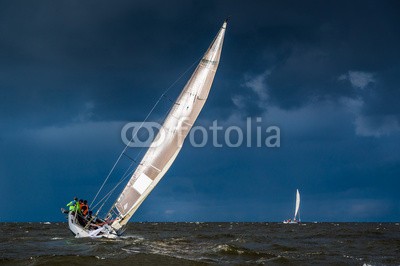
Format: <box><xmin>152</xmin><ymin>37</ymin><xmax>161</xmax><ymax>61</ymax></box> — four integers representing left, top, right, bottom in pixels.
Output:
<box><xmin>1</xmin><ymin>0</ymin><xmax>399</xmax><ymax>222</ymax></box>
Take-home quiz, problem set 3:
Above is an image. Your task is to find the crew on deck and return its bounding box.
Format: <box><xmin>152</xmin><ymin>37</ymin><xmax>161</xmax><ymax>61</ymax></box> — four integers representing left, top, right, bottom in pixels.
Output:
<box><xmin>62</xmin><ymin>197</ymin><xmax>111</xmax><ymax>228</ymax></box>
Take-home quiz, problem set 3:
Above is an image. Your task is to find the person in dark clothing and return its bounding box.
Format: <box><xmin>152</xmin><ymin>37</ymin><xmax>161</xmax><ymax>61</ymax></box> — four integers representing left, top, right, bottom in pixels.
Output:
<box><xmin>76</xmin><ymin>199</ymin><xmax>86</xmax><ymax>226</ymax></box>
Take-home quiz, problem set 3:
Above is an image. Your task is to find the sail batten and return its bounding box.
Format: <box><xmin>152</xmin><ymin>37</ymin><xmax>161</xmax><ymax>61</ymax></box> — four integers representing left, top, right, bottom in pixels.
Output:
<box><xmin>110</xmin><ymin>21</ymin><xmax>227</xmax><ymax>231</ymax></box>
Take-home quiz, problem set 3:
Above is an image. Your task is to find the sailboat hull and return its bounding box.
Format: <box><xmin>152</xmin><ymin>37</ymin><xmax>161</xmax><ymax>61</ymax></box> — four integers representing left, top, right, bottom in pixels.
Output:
<box><xmin>68</xmin><ymin>212</ymin><xmax>118</xmax><ymax>238</ymax></box>
<box><xmin>283</xmin><ymin>220</ymin><xmax>300</xmax><ymax>224</ymax></box>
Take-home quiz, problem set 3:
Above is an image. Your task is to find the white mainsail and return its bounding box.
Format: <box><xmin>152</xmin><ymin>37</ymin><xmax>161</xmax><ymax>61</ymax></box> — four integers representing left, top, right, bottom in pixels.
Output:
<box><xmin>110</xmin><ymin>21</ymin><xmax>227</xmax><ymax>231</ymax></box>
<box><xmin>294</xmin><ymin>189</ymin><xmax>300</xmax><ymax>220</ymax></box>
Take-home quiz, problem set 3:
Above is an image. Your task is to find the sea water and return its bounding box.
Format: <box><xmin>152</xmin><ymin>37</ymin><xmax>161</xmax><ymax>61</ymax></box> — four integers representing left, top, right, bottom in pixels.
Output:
<box><xmin>0</xmin><ymin>222</ymin><xmax>399</xmax><ymax>265</ymax></box>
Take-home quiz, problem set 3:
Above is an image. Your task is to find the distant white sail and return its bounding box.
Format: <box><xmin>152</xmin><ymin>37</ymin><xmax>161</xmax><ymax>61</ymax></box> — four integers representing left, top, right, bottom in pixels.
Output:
<box><xmin>110</xmin><ymin>21</ymin><xmax>227</xmax><ymax>231</ymax></box>
<box><xmin>294</xmin><ymin>189</ymin><xmax>300</xmax><ymax>220</ymax></box>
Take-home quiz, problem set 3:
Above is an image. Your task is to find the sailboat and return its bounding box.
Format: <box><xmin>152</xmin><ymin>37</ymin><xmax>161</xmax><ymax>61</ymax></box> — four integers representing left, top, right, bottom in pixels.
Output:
<box><xmin>66</xmin><ymin>20</ymin><xmax>227</xmax><ymax>238</ymax></box>
<box><xmin>283</xmin><ymin>189</ymin><xmax>301</xmax><ymax>224</ymax></box>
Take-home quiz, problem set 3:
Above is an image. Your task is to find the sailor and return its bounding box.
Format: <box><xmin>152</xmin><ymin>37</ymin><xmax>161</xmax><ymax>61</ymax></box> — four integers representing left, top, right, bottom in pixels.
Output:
<box><xmin>81</xmin><ymin>200</ymin><xmax>89</xmax><ymax>216</ymax></box>
<box><xmin>78</xmin><ymin>199</ymin><xmax>84</xmax><ymax>214</ymax></box>
<box><xmin>75</xmin><ymin>199</ymin><xmax>88</xmax><ymax>226</ymax></box>
<box><xmin>63</xmin><ymin>197</ymin><xmax>78</xmax><ymax>214</ymax></box>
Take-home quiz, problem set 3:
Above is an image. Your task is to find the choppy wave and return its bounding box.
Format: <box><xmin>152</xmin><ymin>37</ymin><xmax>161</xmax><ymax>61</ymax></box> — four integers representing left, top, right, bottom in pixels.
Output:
<box><xmin>0</xmin><ymin>222</ymin><xmax>399</xmax><ymax>265</ymax></box>
<box><xmin>1</xmin><ymin>254</ymin><xmax>204</xmax><ymax>266</ymax></box>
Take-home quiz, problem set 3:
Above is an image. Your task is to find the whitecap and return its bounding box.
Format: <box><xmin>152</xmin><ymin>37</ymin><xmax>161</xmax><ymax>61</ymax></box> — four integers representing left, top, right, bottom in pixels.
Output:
<box><xmin>120</xmin><ymin>234</ymin><xmax>144</xmax><ymax>240</ymax></box>
<box><xmin>122</xmin><ymin>248</ymin><xmax>140</xmax><ymax>254</ymax></box>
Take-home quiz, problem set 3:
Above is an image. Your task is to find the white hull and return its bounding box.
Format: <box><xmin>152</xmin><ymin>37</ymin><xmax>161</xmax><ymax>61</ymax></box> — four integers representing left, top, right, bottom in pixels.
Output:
<box><xmin>283</xmin><ymin>220</ymin><xmax>300</xmax><ymax>224</ymax></box>
<box><xmin>68</xmin><ymin>212</ymin><xmax>118</xmax><ymax>238</ymax></box>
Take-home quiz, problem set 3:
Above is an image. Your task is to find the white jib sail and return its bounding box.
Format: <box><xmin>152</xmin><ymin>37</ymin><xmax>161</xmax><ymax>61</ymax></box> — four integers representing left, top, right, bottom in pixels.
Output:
<box><xmin>294</xmin><ymin>189</ymin><xmax>300</xmax><ymax>220</ymax></box>
<box><xmin>110</xmin><ymin>21</ymin><xmax>227</xmax><ymax>231</ymax></box>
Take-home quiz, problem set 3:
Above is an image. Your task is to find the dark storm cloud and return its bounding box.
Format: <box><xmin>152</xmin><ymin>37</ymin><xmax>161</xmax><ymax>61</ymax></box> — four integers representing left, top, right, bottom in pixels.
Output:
<box><xmin>0</xmin><ymin>2</ymin><xmax>307</xmax><ymax>122</ymax></box>
<box><xmin>231</xmin><ymin>2</ymin><xmax>399</xmax><ymax>107</ymax></box>
<box><xmin>2</xmin><ymin>1</ymin><xmax>398</xmax><ymax>125</ymax></box>
<box><xmin>0</xmin><ymin>1</ymin><xmax>223</xmax><ymax>127</ymax></box>
<box><xmin>217</xmin><ymin>0</ymin><xmax>400</xmax><ymax>136</ymax></box>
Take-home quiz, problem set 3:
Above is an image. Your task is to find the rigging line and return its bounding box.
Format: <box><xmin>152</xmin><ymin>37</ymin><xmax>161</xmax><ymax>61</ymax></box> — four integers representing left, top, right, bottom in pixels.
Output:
<box><xmin>101</xmin><ymin>100</ymin><xmax>173</xmax><ymax>215</ymax></box>
<box><xmin>129</xmin><ymin>94</ymin><xmax>176</xmax><ymax>163</ymax></box>
<box><xmin>122</xmin><ymin>153</ymin><xmax>137</xmax><ymax>162</ymax></box>
<box><xmin>103</xmin><ymin>166</ymin><xmax>136</xmax><ymax>215</ymax></box>
<box><xmin>105</xmin><ymin>160</ymin><xmax>136</xmax><ymax>202</ymax></box>
<box><xmin>93</xmin><ymin>165</ymin><xmax>137</xmax><ymax>220</ymax></box>
<box><xmin>91</xmin><ymin>160</ymin><xmax>137</xmax><ymax>211</ymax></box>
<box><xmin>93</xmin><ymin>115</ymin><xmax>160</xmax><ymax>214</ymax></box>
<box><xmin>108</xmin><ymin>95</ymin><xmax>176</xmax><ymax>208</ymax></box>
<box><xmin>98</xmin><ymin>72</ymin><xmax>182</xmax><ymax>219</ymax></box>
<box><xmin>91</xmin><ymin>120</ymin><xmax>155</xmax><ymax>214</ymax></box>
<box><xmin>102</xmin><ymin>99</ymin><xmax>177</xmax><ymax>218</ymax></box>
<box><xmin>121</xmin><ymin>96</ymin><xmax>174</xmax><ymax>164</ymax></box>
<box><xmin>90</xmin><ymin>54</ymin><xmax>202</xmax><ymax>208</ymax></box>
<box><xmin>93</xmin><ymin>116</ymin><xmax>162</xmax><ymax>212</ymax></box>
<box><xmin>104</xmin><ymin>122</ymin><xmax>176</xmax><ymax>219</ymax></box>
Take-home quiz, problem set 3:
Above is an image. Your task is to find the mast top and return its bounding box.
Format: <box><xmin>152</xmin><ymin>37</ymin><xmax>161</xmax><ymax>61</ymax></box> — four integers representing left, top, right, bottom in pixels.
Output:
<box><xmin>222</xmin><ymin>17</ymin><xmax>229</xmax><ymax>29</ymax></box>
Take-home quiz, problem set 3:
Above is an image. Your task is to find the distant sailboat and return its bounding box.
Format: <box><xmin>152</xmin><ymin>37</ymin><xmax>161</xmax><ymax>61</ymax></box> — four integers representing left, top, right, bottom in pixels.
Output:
<box><xmin>65</xmin><ymin>20</ymin><xmax>228</xmax><ymax>238</ymax></box>
<box><xmin>283</xmin><ymin>189</ymin><xmax>301</xmax><ymax>224</ymax></box>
